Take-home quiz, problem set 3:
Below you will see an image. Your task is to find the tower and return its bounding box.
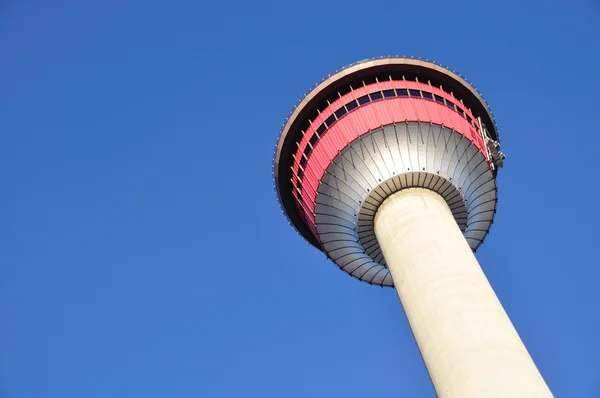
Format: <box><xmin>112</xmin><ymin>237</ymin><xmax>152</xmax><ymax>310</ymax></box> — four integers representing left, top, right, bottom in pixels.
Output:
<box><xmin>272</xmin><ymin>58</ymin><xmax>552</xmax><ymax>397</ymax></box>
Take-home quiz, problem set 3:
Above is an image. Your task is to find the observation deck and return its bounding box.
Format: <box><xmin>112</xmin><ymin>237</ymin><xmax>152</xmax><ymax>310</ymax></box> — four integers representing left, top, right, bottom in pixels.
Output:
<box><xmin>273</xmin><ymin>57</ymin><xmax>505</xmax><ymax>286</ymax></box>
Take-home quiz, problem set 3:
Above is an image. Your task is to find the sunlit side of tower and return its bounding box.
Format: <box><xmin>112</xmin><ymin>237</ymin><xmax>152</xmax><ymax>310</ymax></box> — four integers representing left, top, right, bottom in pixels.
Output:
<box><xmin>272</xmin><ymin>58</ymin><xmax>552</xmax><ymax>397</ymax></box>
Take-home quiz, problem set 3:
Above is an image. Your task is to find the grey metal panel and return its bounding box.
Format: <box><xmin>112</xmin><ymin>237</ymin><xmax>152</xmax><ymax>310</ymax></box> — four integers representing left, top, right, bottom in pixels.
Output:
<box><xmin>341</xmin><ymin>147</ymin><xmax>376</xmax><ymax>193</ymax></box>
<box><xmin>395</xmin><ymin>124</ymin><xmax>413</xmax><ymax>172</ymax></box>
<box><xmin>369</xmin><ymin>268</ymin><xmax>388</xmax><ymax>285</ymax></box>
<box><xmin>358</xmin><ymin>265</ymin><xmax>384</xmax><ymax>284</ymax></box>
<box><xmin>316</xmin><ymin>214</ymin><xmax>355</xmax><ymax>230</ymax></box>
<box><xmin>315</xmin><ymin>199</ymin><xmax>355</xmax><ymax>220</ymax></box>
<box><xmin>314</xmin><ymin>122</ymin><xmax>497</xmax><ymax>287</ymax></box>
<box><xmin>386</xmin><ymin>124</ymin><xmax>408</xmax><ymax>175</ymax></box>
<box><xmin>367</xmin><ymin>132</ymin><xmax>394</xmax><ymax>183</ymax></box>
<box><xmin>322</xmin><ymin>240</ymin><xmax>362</xmax><ymax>253</ymax></box>
<box><xmin>377</xmin><ymin>127</ymin><xmax>401</xmax><ymax>177</ymax></box>
<box><xmin>416</xmin><ymin>123</ymin><xmax>429</xmax><ymax>173</ymax></box>
<box><xmin>319</xmin><ymin>232</ymin><xmax>356</xmax><ymax>243</ymax></box>
<box><xmin>333</xmin><ymin>252</ymin><xmax>366</xmax><ymax>267</ymax></box>
<box><xmin>382</xmin><ymin>272</ymin><xmax>394</xmax><ymax>286</ymax></box>
<box><xmin>449</xmin><ymin>137</ymin><xmax>472</xmax><ymax>179</ymax></box>
<box><xmin>406</xmin><ymin>122</ymin><xmax>420</xmax><ymax>172</ymax></box>
<box><xmin>374</xmin><ymin>131</ymin><xmax>398</xmax><ymax>180</ymax></box>
<box><xmin>323</xmin><ymin>178</ymin><xmax>362</xmax><ymax>208</ymax></box>
<box><xmin>317</xmin><ymin>223</ymin><xmax>354</xmax><ymax>234</ymax></box>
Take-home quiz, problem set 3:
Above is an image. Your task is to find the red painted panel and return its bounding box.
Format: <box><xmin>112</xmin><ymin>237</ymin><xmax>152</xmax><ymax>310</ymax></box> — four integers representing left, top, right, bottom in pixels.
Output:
<box><xmin>294</xmin><ymin>80</ymin><xmax>479</xmax><ymax>161</ymax></box>
<box><xmin>337</xmin><ymin>117</ymin><xmax>354</xmax><ymax>143</ymax></box>
<box><xmin>379</xmin><ymin>81</ymin><xmax>396</xmax><ymax>90</ymax></box>
<box><xmin>351</xmin><ymin>85</ymin><xmax>371</xmax><ymax>99</ymax></box>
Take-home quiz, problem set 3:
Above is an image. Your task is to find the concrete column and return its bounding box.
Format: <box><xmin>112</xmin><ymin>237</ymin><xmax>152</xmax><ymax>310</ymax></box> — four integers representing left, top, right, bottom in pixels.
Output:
<box><xmin>374</xmin><ymin>188</ymin><xmax>552</xmax><ymax>398</ymax></box>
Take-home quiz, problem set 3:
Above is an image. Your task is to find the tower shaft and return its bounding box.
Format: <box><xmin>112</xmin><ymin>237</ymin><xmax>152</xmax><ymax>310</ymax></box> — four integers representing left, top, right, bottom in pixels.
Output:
<box><xmin>374</xmin><ymin>188</ymin><xmax>552</xmax><ymax>397</ymax></box>
<box><xmin>275</xmin><ymin>58</ymin><xmax>552</xmax><ymax>395</ymax></box>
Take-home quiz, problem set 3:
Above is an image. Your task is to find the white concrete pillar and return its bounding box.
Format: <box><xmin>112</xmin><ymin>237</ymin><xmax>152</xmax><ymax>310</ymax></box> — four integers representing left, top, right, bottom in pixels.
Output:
<box><xmin>374</xmin><ymin>188</ymin><xmax>552</xmax><ymax>398</ymax></box>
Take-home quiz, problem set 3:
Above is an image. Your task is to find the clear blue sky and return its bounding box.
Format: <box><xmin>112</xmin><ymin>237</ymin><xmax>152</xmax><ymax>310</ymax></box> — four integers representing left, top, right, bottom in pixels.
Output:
<box><xmin>2</xmin><ymin>1</ymin><xmax>599</xmax><ymax>397</ymax></box>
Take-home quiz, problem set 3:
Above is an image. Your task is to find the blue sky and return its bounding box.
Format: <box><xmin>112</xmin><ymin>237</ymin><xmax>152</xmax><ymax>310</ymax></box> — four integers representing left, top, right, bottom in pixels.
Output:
<box><xmin>2</xmin><ymin>1</ymin><xmax>599</xmax><ymax>397</ymax></box>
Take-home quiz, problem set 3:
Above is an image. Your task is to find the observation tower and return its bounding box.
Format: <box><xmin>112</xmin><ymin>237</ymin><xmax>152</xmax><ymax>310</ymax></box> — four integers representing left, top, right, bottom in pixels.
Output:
<box><xmin>273</xmin><ymin>57</ymin><xmax>552</xmax><ymax>397</ymax></box>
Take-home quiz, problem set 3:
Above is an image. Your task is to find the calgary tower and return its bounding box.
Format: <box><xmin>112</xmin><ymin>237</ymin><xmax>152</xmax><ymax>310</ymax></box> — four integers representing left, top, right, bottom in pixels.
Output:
<box><xmin>273</xmin><ymin>57</ymin><xmax>553</xmax><ymax>397</ymax></box>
